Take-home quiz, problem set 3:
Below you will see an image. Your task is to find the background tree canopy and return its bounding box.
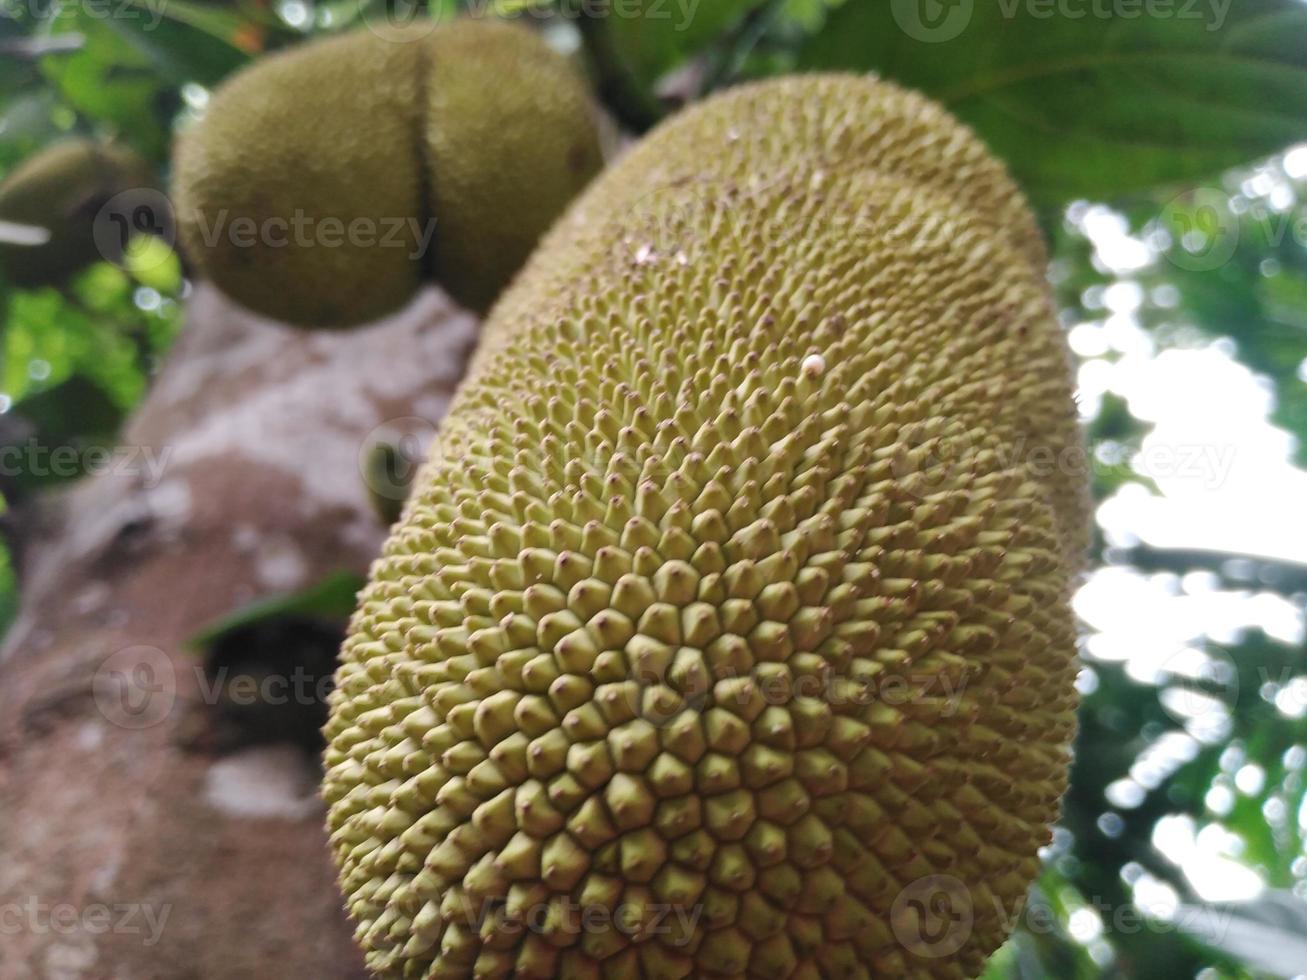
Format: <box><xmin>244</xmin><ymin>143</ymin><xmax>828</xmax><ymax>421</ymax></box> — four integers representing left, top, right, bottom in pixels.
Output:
<box><xmin>2</xmin><ymin>0</ymin><xmax>1306</xmax><ymax>977</ymax></box>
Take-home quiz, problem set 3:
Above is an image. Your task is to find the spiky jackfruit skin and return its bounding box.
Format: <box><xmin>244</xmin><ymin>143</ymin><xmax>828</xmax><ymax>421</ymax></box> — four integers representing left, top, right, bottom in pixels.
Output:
<box><xmin>324</xmin><ymin>75</ymin><xmax>1086</xmax><ymax>979</ymax></box>
<box><xmin>173</xmin><ymin>20</ymin><xmax>600</xmax><ymax>327</ymax></box>
<box><xmin>0</xmin><ymin>140</ymin><xmax>151</xmax><ymax>286</ymax></box>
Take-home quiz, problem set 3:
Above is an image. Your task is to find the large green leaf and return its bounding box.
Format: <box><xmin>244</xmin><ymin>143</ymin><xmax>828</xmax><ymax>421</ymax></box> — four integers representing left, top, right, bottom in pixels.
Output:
<box><xmin>799</xmin><ymin>0</ymin><xmax>1307</xmax><ymax>205</ymax></box>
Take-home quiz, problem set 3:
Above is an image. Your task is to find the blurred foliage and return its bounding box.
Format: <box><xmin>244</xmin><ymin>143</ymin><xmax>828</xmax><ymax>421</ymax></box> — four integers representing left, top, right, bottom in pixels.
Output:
<box><xmin>798</xmin><ymin>0</ymin><xmax>1307</xmax><ymax>206</ymax></box>
<box><xmin>1</xmin><ymin>1</ymin><xmax>1306</xmax><ymax>977</ymax></box>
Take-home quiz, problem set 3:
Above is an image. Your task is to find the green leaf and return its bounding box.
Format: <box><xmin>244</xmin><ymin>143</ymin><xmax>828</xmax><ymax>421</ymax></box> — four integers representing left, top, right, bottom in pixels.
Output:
<box><xmin>188</xmin><ymin>570</ymin><xmax>366</xmax><ymax>651</ymax></box>
<box><xmin>798</xmin><ymin>0</ymin><xmax>1307</xmax><ymax>205</ymax></box>
<box><xmin>38</xmin><ymin>8</ymin><xmax>175</xmax><ymax>161</ymax></box>
<box><xmin>99</xmin><ymin>0</ymin><xmax>252</xmax><ymax>88</ymax></box>
<box><xmin>597</xmin><ymin>0</ymin><xmax>769</xmax><ymax>116</ymax></box>
<box><xmin>138</xmin><ymin>0</ymin><xmax>264</xmax><ymax>50</ymax></box>
<box><xmin>4</xmin><ymin>287</ymin><xmax>147</xmax><ymax>408</ymax></box>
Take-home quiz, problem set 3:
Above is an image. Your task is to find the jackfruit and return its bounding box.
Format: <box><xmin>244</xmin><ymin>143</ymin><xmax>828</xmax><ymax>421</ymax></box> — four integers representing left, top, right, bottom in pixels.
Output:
<box><xmin>0</xmin><ymin>139</ymin><xmax>153</xmax><ymax>287</ymax></box>
<box><xmin>173</xmin><ymin>19</ymin><xmax>601</xmax><ymax>327</ymax></box>
<box><xmin>324</xmin><ymin>75</ymin><xmax>1086</xmax><ymax>978</ymax></box>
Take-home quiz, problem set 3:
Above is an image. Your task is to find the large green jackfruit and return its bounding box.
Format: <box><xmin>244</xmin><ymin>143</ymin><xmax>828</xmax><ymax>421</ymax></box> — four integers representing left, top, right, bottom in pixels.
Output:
<box><xmin>324</xmin><ymin>75</ymin><xmax>1086</xmax><ymax>978</ymax></box>
<box><xmin>173</xmin><ymin>20</ymin><xmax>601</xmax><ymax>326</ymax></box>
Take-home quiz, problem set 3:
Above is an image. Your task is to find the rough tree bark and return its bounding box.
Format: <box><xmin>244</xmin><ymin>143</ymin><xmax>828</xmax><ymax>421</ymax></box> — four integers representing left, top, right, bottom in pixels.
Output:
<box><xmin>0</xmin><ymin>283</ymin><xmax>478</xmax><ymax>979</ymax></box>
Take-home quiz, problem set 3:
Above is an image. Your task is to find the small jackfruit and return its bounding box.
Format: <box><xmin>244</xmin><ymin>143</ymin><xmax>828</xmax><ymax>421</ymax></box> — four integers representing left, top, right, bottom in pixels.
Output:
<box><xmin>324</xmin><ymin>75</ymin><xmax>1086</xmax><ymax>978</ymax></box>
<box><xmin>0</xmin><ymin>139</ymin><xmax>153</xmax><ymax>286</ymax></box>
<box><xmin>173</xmin><ymin>19</ymin><xmax>601</xmax><ymax>327</ymax></box>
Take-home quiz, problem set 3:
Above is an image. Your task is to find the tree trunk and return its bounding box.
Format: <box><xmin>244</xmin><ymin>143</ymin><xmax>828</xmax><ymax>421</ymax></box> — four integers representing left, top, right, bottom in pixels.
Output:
<box><xmin>0</xmin><ymin>284</ymin><xmax>478</xmax><ymax>979</ymax></box>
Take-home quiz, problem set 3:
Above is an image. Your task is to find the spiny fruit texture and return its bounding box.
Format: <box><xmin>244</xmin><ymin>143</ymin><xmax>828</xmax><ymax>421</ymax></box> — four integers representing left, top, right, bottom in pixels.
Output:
<box><xmin>0</xmin><ymin>139</ymin><xmax>151</xmax><ymax>286</ymax></box>
<box><xmin>173</xmin><ymin>19</ymin><xmax>601</xmax><ymax>326</ymax></box>
<box><xmin>325</xmin><ymin>75</ymin><xmax>1086</xmax><ymax>979</ymax></box>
